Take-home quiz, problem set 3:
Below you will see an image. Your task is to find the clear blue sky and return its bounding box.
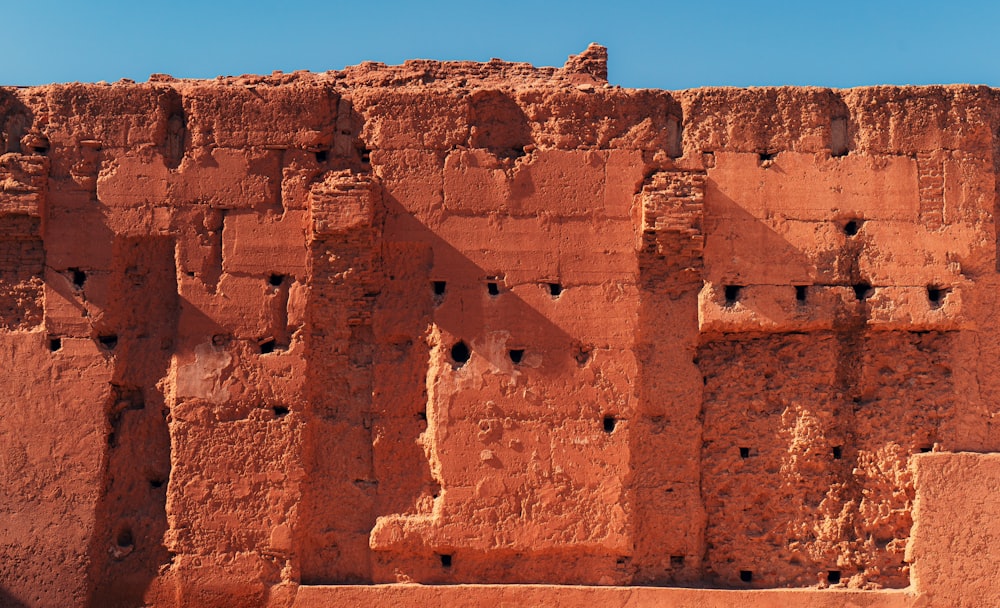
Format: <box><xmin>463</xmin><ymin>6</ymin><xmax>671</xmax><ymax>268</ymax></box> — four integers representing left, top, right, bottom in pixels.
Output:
<box><xmin>4</xmin><ymin>0</ymin><xmax>999</xmax><ymax>89</ymax></box>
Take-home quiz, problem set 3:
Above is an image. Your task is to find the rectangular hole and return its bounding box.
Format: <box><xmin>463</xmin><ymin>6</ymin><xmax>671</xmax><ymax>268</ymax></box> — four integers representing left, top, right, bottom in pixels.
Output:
<box><xmin>724</xmin><ymin>285</ymin><xmax>742</xmax><ymax>306</ymax></box>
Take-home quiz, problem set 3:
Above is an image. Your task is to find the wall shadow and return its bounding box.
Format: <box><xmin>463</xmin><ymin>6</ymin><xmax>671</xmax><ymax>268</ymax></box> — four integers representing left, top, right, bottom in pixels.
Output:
<box><xmin>85</xmin><ymin>236</ymin><xmax>177</xmax><ymax>607</ymax></box>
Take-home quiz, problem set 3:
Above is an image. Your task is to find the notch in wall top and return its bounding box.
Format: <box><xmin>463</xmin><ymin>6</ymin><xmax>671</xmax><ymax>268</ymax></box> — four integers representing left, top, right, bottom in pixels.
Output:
<box><xmin>159</xmin><ymin>88</ymin><xmax>186</xmax><ymax>169</ymax></box>
<box><xmin>831</xmin><ymin>116</ymin><xmax>850</xmax><ymax>157</ymax></box>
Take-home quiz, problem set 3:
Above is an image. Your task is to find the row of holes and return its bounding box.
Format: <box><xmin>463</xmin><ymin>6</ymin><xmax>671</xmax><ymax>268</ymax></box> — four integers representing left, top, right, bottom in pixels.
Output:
<box><xmin>49</xmin><ymin>335</ymin><xmax>118</xmax><ymax>352</ymax></box>
<box><xmin>452</xmin><ymin>340</ymin><xmax>596</xmax><ymax>378</ymax></box>
<box><xmin>739</xmin><ymin>445</ymin><xmax>930</xmax><ymax>459</ymax></box>
<box><xmin>434</xmin><ymin>281</ymin><xmax>563</xmax><ymax>299</ymax></box>
<box><xmin>432</xmin><ymin>555</ymin><xmax>849</xmax><ymax>584</ymax></box>
<box><xmin>451</xmin><ymin>339</ymin><xmax>592</xmax><ymax>368</ymax></box>
<box><xmin>70</xmin><ymin>269</ymin><xmax>288</xmax><ymax>288</ymax></box>
<box><xmin>50</xmin><ymin>335</ymin><xmax>291</xmax><ymax>355</ymax></box>
<box><xmin>49</xmin><ymin>273</ymin><xmax>287</xmax><ymax>353</ymax></box>
<box><xmin>312</xmin><ymin>148</ymin><xmax>371</xmax><ymax>164</ymax></box>
<box><xmin>451</xmin><ymin>341</ymin><xmax>528</xmax><ymax>366</ymax></box>
<box><xmin>724</xmin><ymin>284</ymin><xmax>947</xmax><ymax>306</ymax></box>
<box><xmin>49</xmin><ymin>334</ymin><xmax>290</xmax><ymax>355</ymax></box>
<box><xmin>436</xmin><ymin>552</ymin><xmax>691</xmax><ymax>570</ymax></box>
<box><xmin>449</xmin><ymin>341</ymin><xmax>619</xmax><ymax>430</ymax></box>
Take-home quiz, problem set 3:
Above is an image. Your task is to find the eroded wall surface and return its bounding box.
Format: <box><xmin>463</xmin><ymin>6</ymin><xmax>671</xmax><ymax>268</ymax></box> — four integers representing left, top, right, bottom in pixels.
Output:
<box><xmin>1</xmin><ymin>45</ymin><xmax>999</xmax><ymax>607</ymax></box>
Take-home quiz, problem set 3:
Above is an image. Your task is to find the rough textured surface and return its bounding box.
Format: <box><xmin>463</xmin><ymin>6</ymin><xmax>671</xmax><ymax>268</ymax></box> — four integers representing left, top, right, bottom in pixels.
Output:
<box><xmin>909</xmin><ymin>453</ymin><xmax>1000</xmax><ymax>608</ymax></box>
<box><xmin>1</xmin><ymin>44</ymin><xmax>1000</xmax><ymax>606</ymax></box>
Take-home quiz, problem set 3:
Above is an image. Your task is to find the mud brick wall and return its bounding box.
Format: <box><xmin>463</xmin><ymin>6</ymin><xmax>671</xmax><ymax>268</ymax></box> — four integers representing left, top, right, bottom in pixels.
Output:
<box><xmin>2</xmin><ymin>45</ymin><xmax>1000</xmax><ymax>606</ymax></box>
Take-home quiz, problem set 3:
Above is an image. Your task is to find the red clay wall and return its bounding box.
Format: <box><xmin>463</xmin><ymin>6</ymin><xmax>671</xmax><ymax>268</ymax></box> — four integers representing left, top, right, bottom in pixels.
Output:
<box><xmin>1</xmin><ymin>45</ymin><xmax>999</xmax><ymax>606</ymax></box>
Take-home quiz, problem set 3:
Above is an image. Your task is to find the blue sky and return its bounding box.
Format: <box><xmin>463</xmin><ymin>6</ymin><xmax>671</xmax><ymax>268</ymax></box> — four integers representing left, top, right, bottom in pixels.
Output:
<box><xmin>4</xmin><ymin>0</ymin><xmax>999</xmax><ymax>89</ymax></box>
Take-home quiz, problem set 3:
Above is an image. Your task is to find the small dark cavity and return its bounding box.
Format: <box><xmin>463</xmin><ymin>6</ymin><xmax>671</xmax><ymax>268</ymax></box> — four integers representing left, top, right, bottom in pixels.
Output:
<box><xmin>116</xmin><ymin>528</ymin><xmax>134</xmax><ymax>548</ymax></box>
<box><xmin>740</xmin><ymin>570</ymin><xmax>753</xmax><ymax>583</ymax></box>
<box><xmin>758</xmin><ymin>151</ymin><xmax>776</xmax><ymax>162</ymax></box>
<box><xmin>919</xmin><ymin>445</ymin><xmax>933</xmax><ymax>453</ymax></box>
<box><xmin>268</xmin><ymin>274</ymin><xmax>285</xmax><ymax>287</ymax></box>
<box><xmin>724</xmin><ymin>285</ymin><xmax>743</xmax><ymax>306</ymax></box>
<box><xmin>451</xmin><ymin>341</ymin><xmax>470</xmax><ymax>365</ymax></box>
<box><xmin>487</xmin><ymin>282</ymin><xmax>500</xmax><ymax>296</ymax></box>
<box><xmin>259</xmin><ymin>339</ymin><xmax>277</xmax><ymax>354</ymax></box>
<box><xmin>98</xmin><ymin>334</ymin><xmax>118</xmax><ymax>350</ymax></box>
<box><xmin>273</xmin><ymin>405</ymin><xmax>289</xmax><ymax>417</ymax></box>
<box><xmin>508</xmin><ymin>349</ymin><xmax>524</xmax><ymax>364</ymax></box>
<box><xmin>314</xmin><ymin>150</ymin><xmax>329</xmax><ymax>163</ymax></box>
<box><xmin>603</xmin><ymin>416</ymin><xmax>617</xmax><ymax>433</ymax></box>
<box><xmin>49</xmin><ymin>337</ymin><xmax>62</xmax><ymax>352</ymax></box>
<box><xmin>548</xmin><ymin>282</ymin><xmax>563</xmax><ymax>297</ymax></box>
<box><xmin>828</xmin><ymin>570</ymin><xmax>841</xmax><ymax>584</ymax></box>
<box><xmin>853</xmin><ymin>282</ymin><xmax>873</xmax><ymax>301</ymax></box>
<box><xmin>739</xmin><ymin>447</ymin><xmax>750</xmax><ymax>459</ymax></box>
<box><xmin>927</xmin><ymin>286</ymin><xmax>945</xmax><ymax>307</ymax></box>
<box><xmin>670</xmin><ymin>555</ymin><xmax>685</xmax><ymax>567</ymax></box>
<box><xmin>149</xmin><ymin>478</ymin><xmax>165</xmax><ymax>489</ymax></box>
<box><xmin>69</xmin><ymin>268</ymin><xmax>86</xmax><ymax>288</ymax></box>
<box><xmin>832</xmin><ymin>446</ymin><xmax>843</xmax><ymax>460</ymax></box>
<box><xmin>795</xmin><ymin>285</ymin><xmax>807</xmax><ymax>303</ymax></box>
<box><xmin>843</xmin><ymin>219</ymin><xmax>861</xmax><ymax>236</ymax></box>
<box><xmin>439</xmin><ymin>554</ymin><xmax>452</xmax><ymax>568</ymax></box>
<box><xmin>359</xmin><ymin>148</ymin><xmax>371</xmax><ymax>164</ymax></box>
<box><xmin>432</xmin><ymin>281</ymin><xmax>447</xmax><ymax>296</ymax></box>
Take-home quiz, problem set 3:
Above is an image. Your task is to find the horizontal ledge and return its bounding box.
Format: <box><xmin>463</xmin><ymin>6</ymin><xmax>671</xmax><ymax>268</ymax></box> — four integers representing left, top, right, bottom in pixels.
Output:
<box><xmin>294</xmin><ymin>584</ymin><xmax>916</xmax><ymax>608</ymax></box>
